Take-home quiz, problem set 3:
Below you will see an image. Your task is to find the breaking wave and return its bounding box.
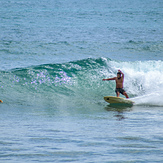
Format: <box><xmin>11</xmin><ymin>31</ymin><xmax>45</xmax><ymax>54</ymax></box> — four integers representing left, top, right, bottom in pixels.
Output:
<box><xmin>0</xmin><ymin>58</ymin><xmax>163</xmax><ymax>108</ymax></box>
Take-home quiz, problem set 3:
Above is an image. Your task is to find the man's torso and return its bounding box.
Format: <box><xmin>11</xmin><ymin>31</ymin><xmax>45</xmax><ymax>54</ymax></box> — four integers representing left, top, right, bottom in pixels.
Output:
<box><xmin>116</xmin><ymin>77</ymin><xmax>123</xmax><ymax>88</ymax></box>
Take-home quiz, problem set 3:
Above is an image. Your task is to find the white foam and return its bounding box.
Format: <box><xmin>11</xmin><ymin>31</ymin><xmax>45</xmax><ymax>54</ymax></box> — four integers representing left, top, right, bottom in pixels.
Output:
<box><xmin>109</xmin><ymin>60</ymin><xmax>163</xmax><ymax>106</ymax></box>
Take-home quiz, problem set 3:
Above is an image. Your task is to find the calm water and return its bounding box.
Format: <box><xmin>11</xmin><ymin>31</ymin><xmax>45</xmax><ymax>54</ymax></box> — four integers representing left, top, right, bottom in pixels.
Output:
<box><xmin>0</xmin><ymin>0</ymin><xmax>163</xmax><ymax>162</ymax></box>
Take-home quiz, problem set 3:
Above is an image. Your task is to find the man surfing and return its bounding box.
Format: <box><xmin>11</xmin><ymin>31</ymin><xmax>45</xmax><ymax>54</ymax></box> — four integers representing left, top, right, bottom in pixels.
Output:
<box><xmin>103</xmin><ymin>70</ymin><xmax>129</xmax><ymax>98</ymax></box>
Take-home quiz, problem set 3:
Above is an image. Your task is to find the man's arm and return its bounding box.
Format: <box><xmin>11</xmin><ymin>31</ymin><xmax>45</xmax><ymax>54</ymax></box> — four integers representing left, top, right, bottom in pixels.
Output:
<box><xmin>102</xmin><ymin>77</ymin><xmax>116</xmax><ymax>81</ymax></box>
<box><xmin>118</xmin><ymin>70</ymin><xmax>124</xmax><ymax>79</ymax></box>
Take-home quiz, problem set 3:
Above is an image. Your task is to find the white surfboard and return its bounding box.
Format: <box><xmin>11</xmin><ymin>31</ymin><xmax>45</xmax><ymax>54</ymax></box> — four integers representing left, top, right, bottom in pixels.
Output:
<box><xmin>104</xmin><ymin>96</ymin><xmax>134</xmax><ymax>105</ymax></box>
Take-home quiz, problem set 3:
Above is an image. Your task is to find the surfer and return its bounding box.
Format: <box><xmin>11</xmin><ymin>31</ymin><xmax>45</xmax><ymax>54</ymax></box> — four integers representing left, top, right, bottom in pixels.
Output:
<box><xmin>102</xmin><ymin>70</ymin><xmax>129</xmax><ymax>98</ymax></box>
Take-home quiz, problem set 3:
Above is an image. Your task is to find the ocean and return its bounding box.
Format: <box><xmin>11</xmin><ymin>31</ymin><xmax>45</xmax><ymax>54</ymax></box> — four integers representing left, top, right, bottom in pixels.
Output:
<box><xmin>0</xmin><ymin>0</ymin><xmax>163</xmax><ymax>162</ymax></box>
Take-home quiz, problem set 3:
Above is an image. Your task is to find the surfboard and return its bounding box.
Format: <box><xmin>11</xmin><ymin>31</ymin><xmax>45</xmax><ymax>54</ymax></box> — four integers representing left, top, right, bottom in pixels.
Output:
<box><xmin>104</xmin><ymin>96</ymin><xmax>134</xmax><ymax>105</ymax></box>
<box><xmin>0</xmin><ymin>100</ymin><xmax>3</xmax><ymax>103</ymax></box>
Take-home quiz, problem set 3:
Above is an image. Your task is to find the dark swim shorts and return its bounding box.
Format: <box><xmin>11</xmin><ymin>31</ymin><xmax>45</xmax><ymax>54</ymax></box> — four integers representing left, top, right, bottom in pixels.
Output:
<box><xmin>115</xmin><ymin>88</ymin><xmax>126</xmax><ymax>95</ymax></box>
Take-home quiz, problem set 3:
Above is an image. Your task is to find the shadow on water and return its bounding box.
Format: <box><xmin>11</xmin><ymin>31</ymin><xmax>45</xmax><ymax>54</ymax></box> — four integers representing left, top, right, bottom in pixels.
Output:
<box><xmin>104</xmin><ymin>104</ymin><xmax>133</xmax><ymax>121</ymax></box>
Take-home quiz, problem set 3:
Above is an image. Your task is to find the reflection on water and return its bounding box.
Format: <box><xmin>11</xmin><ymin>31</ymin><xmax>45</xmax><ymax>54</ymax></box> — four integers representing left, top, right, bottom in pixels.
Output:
<box><xmin>104</xmin><ymin>104</ymin><xmax>133</xmax><ymax>121</ymax></box>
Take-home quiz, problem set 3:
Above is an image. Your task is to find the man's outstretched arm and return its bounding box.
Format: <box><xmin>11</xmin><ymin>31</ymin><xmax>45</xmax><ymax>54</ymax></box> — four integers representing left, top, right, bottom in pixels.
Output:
<box><xmin>102</xmin><ymin>77</ymin><xmax>116</xmax><ymax>81</ymax></box>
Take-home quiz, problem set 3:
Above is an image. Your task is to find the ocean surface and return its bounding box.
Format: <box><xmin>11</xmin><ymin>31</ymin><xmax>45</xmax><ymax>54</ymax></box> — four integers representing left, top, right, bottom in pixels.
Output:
<box><xmin>0</xmin><ymin>0</ymin><xmax>163</xmax><ymax>162</ymax></box>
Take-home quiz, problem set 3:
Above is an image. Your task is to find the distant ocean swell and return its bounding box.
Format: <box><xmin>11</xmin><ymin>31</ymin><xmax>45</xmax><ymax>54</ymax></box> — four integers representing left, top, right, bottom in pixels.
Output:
<box><xmin>0</xmin><ymin>58</ymin><xmax>163</xmax><ymax>107</ymax></box>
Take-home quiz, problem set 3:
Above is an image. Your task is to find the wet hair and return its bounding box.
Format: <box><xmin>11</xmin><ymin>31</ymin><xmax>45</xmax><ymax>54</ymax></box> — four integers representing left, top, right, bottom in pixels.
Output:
<box><xmin>117</xmin><ymin>72</ymin><xmax>121</xmax><ymax>75</ymax></box>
